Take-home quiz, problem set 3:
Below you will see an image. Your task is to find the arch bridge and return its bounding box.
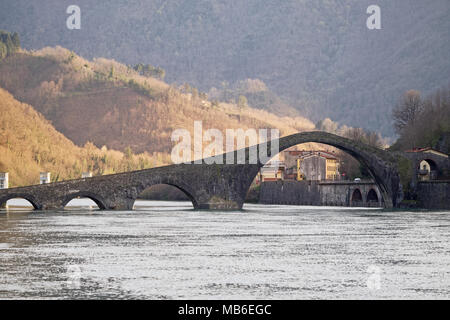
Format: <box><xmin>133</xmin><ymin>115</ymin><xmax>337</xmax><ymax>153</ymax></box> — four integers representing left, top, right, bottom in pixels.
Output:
<box><xmin>0</xmin><ymin>131</ymin><xmax>404</xmax><ymax>210</ymax></box>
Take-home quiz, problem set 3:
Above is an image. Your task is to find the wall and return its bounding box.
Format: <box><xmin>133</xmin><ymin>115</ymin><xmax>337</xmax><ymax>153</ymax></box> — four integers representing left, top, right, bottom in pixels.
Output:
<box><xmin>299</xmin><ymin>156</ymin><xmax>326</xmax><ymax>181</ymax></box>
<box><xmin>416</xmin><ymin>181</ymin><xmax>450</xmax><ymax>209</ymax></box>
<box><xmin>259</xmin><ymin>181</ymin><xmax>383</xmax><ymax>207</ymax></box>
<box><xmin>259</xmin><ymin>181</ymin><xmax>321</xmax><ymax>206</ymax></box>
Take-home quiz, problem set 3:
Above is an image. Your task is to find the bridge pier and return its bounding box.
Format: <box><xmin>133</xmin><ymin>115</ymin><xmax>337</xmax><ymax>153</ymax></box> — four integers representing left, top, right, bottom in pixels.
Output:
<box><xmin>195</xmin><ymin>197</ymin><xmax>243</xmax><ymax>210</ymax></box>
<box><xmin>186</xmin><ymin>164</ymin><xmax>259</xmax><ymax>210</ymax></box>
<box><xmin>104</xmin><ymin>198</ymin><xmax>135</xmax><ymax>210</ymax></box>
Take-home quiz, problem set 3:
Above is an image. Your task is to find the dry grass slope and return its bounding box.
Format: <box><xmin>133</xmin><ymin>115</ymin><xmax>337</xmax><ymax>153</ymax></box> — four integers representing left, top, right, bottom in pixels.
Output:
<box><xmin>0</xmin><ymin>47</ymin><xmax>315</xmax><ymax>155</ymax></box>
<box><xmin>0</xmin><ymin>87</ymin><xmax>167</xmax><ymax>187</ymax></box>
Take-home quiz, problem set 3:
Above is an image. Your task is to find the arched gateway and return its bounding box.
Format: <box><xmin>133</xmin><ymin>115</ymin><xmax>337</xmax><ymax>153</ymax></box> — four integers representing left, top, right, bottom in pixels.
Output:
<box><xmin>0</xmin><ymin>132</ymin><xmax>403</xmax><ymax>210</ymax></box>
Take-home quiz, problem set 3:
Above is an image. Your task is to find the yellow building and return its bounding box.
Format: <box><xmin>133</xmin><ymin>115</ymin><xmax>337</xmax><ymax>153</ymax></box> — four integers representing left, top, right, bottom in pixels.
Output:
<box><xmin>326</xmin><ymin>158</ymin><xmax>339</xmax><ymax>180</ymax></box>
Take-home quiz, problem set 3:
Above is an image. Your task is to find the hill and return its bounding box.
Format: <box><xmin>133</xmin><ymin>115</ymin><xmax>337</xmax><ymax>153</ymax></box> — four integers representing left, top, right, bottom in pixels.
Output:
<box><xmin>0</xmin><ymin>87</ymin><xmax>167</xmax><ymax>187</ymax></box>
<box><xmin>0</xmin><ymin>47</ymin><xmax>315</xmax><ymax>155</ymax></box>
<box><xmin>1</xmin><ymin>0</ymin><xmax>448</xmax><ymax>136</ymax></box>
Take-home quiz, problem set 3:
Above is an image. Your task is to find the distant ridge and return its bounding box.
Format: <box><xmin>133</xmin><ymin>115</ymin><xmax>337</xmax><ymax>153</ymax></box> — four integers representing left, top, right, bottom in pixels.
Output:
<box><xmin>1</xmin><ymin>0</ymin><xmax>448</xmax><ymax>136</ymax></box>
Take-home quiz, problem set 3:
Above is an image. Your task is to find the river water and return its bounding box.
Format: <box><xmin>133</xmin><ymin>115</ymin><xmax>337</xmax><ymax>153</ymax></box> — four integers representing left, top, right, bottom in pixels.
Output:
<box><xmin>0</xmin><ymin>199</ymin><xmax>449</xmax><ymax>299</ymax></box>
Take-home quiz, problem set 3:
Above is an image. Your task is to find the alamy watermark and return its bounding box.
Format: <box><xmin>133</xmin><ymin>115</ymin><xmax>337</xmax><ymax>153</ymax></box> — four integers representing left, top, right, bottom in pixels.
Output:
<box><xmin>367</xmin><ymin>5</ymin><xmax>382</xmax><ymax>30</ymax></box>
<box><xmin>66</xmin><ymin>5</ymin><xmax>381</xmax><ymax>31</ymax></box>
<box><xmin>366</xmin><ymin>265</ymin><xmax>382</xmax><ymax>290</ymax></box>
<box><xmin>66</xmin><ymin>264</ymin><xmax>82</xmax><ymax>289</ymax></box>
<box><xmin>66</xmin><ymin>5</ymin><xmax>81</xmax><ymax>30</ymax></box>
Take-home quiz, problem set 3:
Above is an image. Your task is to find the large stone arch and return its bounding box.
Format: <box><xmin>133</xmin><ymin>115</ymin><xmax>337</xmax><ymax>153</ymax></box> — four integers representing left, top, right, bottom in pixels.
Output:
<box><xmin>237</xmin><ymin>131</ymin><xmax>402</xmax><ymax>208</ymax></box>
<box><xmin>0</xmin><ymin>193</ymin><xmax>41</xmax><ymax>210</ymax></box>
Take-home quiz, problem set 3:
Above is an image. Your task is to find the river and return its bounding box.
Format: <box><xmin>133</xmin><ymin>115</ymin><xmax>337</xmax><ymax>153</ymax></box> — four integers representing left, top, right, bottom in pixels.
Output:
<box><xmin>0</xmin><ymin>199</ymin><xmax>449</xmax><ymax>299</ymax></box>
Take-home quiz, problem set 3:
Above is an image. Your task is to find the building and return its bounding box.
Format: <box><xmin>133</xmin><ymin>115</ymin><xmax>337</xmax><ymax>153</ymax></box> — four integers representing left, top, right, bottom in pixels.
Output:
<box><xmin>283</xmin><ymin>150</ymin><xmax>304</xmax><ymax>170</ymax></box>
<box><xmin>258</xmin><ymin>161</ymin><xmax>286</xmax><ymax>183</ymax></box>
<box><xmin>40</xmin><ymin>172</ymin><xmax>51</xmax><ymax>184</ymax></box>
<box><xmin>82</xmin><ymin>172</ymin><xmax>92</xmax><ymax>178</ymax></box>
<box><xmin>297</xmin><ymin>151</ymin><xmax>339</xmax><ymax>181</ymax></box>
<box><xmin>283</xmin><ymin>150</ymin><xmax>304</xmax><ymax>180</ymax></box>
<box><xmin>324</xmin><ymin>155</ymin><xmax>339</xmax><ymax>180</ymax></box>
<box><xmin>405</xmin><ymin>147</ymin><xmax>449</xmax><ymax>181</ymax></box>
<box><xmin>405</xmin><ymin>147</ymin><xmax>449</xmax><ymax>157</ymax></box>
<box><xmin>0</xmin><ymin>172</ymin><xmax>8</xmax><ymax>189</ymax></box>
<box><xmin>283</xmin><ymin>150</ymin><xmax>340</xmax><ymax>181</ymax></box>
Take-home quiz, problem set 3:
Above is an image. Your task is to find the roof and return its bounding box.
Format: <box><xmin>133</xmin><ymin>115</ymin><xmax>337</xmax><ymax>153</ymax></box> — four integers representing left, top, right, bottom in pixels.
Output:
<box><xmin>298</xmin><ymin>152</ymin><xmax>337</xmax><ymax>161</ymax></box>
<box><xmin>405</xmin><ymin>147</ymin><xmax>448</xmax><ymax>157</ymax></box>
<box><xmin>285</xmin><ymin>150</ymin><xmax>338</xmax><ymax>160</ymax></box>
<box><xmin>262</xmin><ymin>160</ymin><xmax>286</xmax><ymax>168</ymax></box>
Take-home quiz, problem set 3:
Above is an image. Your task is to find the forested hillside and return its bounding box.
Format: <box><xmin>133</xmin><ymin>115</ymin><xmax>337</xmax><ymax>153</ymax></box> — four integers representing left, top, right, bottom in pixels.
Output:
<box><xmin>1</xmin><ymin>0</ymin><xmax>448</xmax><ymax>136</ymax></box>
<box><xmin>0</xmin><ymin>87</ymin><xmax>167</xmax><ymax>187</ymax></box>
<box><xmin>0</xmin><ymin>47</ymin><xmax>314</xmax><ymax>155</ymax></box>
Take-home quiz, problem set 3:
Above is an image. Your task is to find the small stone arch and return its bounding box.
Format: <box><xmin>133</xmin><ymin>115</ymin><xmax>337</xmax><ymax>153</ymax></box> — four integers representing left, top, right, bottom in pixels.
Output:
<box><xmin>419</xmin><ymin>159</ymin><xmax>438</xmax><ymax>171</ymax></box>
<box><xmin>351</xmin><ymin>188</ymin><xmax>363</xmax><ymax>204</ymax></box>
<box><xmin>0</xmin><ymin>194</ymin><xmax>41</xmax><ymax>210</ymax></box>
<box><xmin>418</xmin><ymin>158</ymin><xmax>439</xmax><ymax>180</ymax></box>
<box><xmin>61</xmin><ymin>192</ymin><xmax>107</xmax><ymax>210</ymax></box>
<box><xmin>366</xmin><ymin>188</ymin><xmax>379</xmax><ymax>202</ymax></box>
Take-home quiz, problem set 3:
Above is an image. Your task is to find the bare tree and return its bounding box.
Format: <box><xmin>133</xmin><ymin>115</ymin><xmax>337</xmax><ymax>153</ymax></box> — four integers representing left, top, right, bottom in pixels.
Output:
<box><xmin>392</xmin><ymin>90</ymin><xmax>423</xmax><ymax>134</ymax></box>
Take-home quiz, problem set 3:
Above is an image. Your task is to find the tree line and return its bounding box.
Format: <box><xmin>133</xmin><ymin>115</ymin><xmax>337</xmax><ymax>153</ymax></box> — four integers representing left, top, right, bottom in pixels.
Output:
<box><xmin>132</xmin><ymin>63</ymin><xmax>165</xmax><ymax>80</ymax></box>
<box><xmin>390</xmin><ymin>86</ymin><xmax>450</xmax><ymax>153</ymax></box>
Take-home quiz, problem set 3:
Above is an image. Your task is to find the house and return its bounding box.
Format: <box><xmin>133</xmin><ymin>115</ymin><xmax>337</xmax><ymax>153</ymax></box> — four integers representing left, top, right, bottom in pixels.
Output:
<box><xmin>257</xmin><ymin>161</ymin><xmax>286</xmax><ymax>183</ymax></box>
<box><xmin>283</xmin><ymin>150</ymin><xmax>340</xmax><ymax>181</ymax></box>
<box><xmin>82</xmin><ymin>172</ymin><xmax>92</xmax><ymax>178</ymax></box>
<box><xmin>405</xmin><ymin>147</ymin><xmax>449</xmax><ymax>158</ymax></box>
<box><xmin>0</xmin><ymin>172</ymin><xmax>8</xmax><ymax>189</ymax></box>
<box><xmin>40</xmin><ymin>172</ymin><xmax>51</xmax><ymax>184</ymax></box>
<box><xmin>405</xmin><ymin>147</ymin><xmax>449</xmax><ymax>181</ymax></box>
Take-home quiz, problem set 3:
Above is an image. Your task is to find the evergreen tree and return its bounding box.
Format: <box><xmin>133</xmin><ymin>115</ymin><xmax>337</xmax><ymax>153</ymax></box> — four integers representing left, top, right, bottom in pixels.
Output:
<box><xmin>109</xmin><ymin>66</ymin><xmax>115</xmax><ymax>79</ymax></box>
<box><xmin>6</xmin><ymin>35</ymin><xmax>14</xmax><ymax>56</ymax></box>
<box><xmin>0</xmin><ymin>30</ymin><xmax>20</xmax><ymax>59</ymax></box>
<box><xmin>11</xmin><ymin>32</ymin><xmax>20</xmax><ymax>48</ymax></box>
<box><xmin>238</xmin><ymin>95</ymin><xmax>248</xmax><ymax>109</ymax></box>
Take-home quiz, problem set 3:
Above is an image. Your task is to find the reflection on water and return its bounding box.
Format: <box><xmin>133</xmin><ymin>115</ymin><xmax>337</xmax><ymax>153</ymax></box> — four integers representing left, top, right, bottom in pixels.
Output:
<box><xmin>0</xmin><ymin>200</ymin><xmax>449</xmax><ymax>299</ymax></box>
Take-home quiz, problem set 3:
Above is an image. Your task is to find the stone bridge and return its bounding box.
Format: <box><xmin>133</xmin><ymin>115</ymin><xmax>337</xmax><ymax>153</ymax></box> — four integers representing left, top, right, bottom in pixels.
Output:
<box><xmin>0</xmin><ymin>131</ymin><xmax>404</xmax><ymax>210</ymax></box>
